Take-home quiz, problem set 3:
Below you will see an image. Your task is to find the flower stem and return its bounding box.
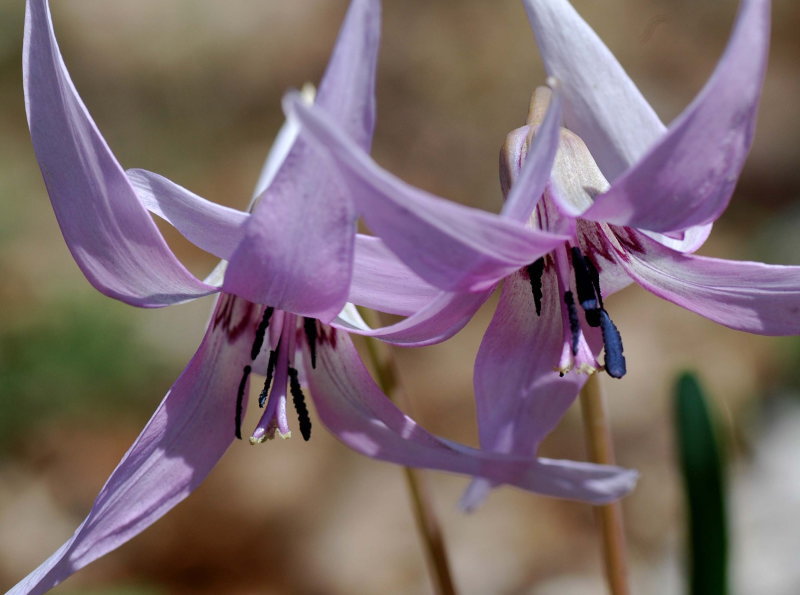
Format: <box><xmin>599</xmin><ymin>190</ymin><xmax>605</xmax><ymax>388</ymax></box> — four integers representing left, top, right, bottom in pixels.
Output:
<box><xmin>579</xmin><ymin>373</ymin><xmax>630</xmax><ymax>595</ymax></box>
<box><xmin>362</xmin><ymin>329</ymin><xmax>458</xmax><ymax>595</ymax></box>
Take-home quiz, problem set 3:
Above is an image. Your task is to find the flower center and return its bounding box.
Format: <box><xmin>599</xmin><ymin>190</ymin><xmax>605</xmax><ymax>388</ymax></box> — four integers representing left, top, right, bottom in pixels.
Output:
<box><xmin>508</xmin><ymin>86</ymin><xmax>627</xmax><ymax>379</ymax></box>
<box><xmin>234</xmin><ymin>306</ymin><xmax>318</xmax><ymax>443</ymax></box>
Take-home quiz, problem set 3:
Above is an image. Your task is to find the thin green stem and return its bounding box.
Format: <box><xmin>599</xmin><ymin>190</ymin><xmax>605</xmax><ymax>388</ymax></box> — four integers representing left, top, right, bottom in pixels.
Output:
<box><xmin>579</xmin><ymin>373</ymin><xmax>630</xmax><ymax>595</ymax></box>
<box><xmin>361</xmin><ymin>320</ymin><xmax>457</xmax><ymax>595</ymax></box>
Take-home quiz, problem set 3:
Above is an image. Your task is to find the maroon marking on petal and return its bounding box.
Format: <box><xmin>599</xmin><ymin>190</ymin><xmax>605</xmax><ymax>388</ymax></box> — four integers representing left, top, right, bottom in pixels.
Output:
<box><xmin>614</xmin><ymin>226</ymin><xmax>645</xmax><ymax>255</ymax></box>
<box><xmin>316</xmin><ymin>323</ymin><xmax>339</xmax><ymax>350</ymax></box>
<box><xmin>212</xmin><ymin>293</ymin><xmax>257</xmax><ymax>342</ymax></box>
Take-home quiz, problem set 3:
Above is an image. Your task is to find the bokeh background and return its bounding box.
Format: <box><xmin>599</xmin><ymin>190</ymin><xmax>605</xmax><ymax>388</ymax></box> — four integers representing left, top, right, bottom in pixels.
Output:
<box><xmin>2</xmin><ymin>0</ymin><xmax>800</xmax><ymax>593</ymax></box>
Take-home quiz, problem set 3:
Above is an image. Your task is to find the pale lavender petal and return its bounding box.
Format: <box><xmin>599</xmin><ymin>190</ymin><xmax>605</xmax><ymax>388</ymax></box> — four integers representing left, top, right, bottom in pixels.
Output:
<box><xmin>251</xmin><ymin>85</ymin><xmax>316</xmax><ymax>202</ymax></box>
<box><xmin>583</xmin><ymin>0</ymin><xmax>770</xmax><ymax>233</ymax></box>
<box><xmin>614</xmin><ymin>231</ymin><xmax>800</xmax><ymax>335</ymax></box>
<box><xmin>9</xmin><ymin>295</ymin><xmax>260</xmax><ymax>595</ymax></box>
<box><xmin>350</xmin><ymin>235</ymin><xmax>441</xmax><ymax>316</ymax></box>
<box><xmin>522</xmin><ymin>0</ymin><xmax>664</xmax><ymax>180</ymax></box>
<box><xmin>501</xmin><ymin>86</ymin><xmax>563</xmax><ymax>223</ymax></box>
<box><xmin>287</xmin><ymin>94</ymin><xmax>570</xmax><ymax>292</ymax></box>
<box><xmin>23</xmin><ymin>0</ymin><xmax>216</xmax><ymax>307</ymax></box>
<box><xmin>305</xmin><ymin>327</ymin><xmax>636</xmax><ymax>503</ymax></box>
<box><xmin>462</xmin><ymin>269</ymin><xmax>592</xmax><ymax>508</ymax></box>
<box><xmin>642</xmin><ymin>224</ymin><xmax>714</xmax><ymax>255</ymax></box>
<box><xmin>223</xmin><ymin>0</ymin><xmax>380</xmax><ymax>321</ymax></box>
<box><xmin>128</xmin><ymin>169</ymin><xmax>248</xmax><ymax>260</ymax></box>
<box><xmin>474</xmin><ymin>271</ymin><xmax>586</xmax><ymax>455</ymax></box>
<box><xmin>333</xmin><ymin>287</ymin><xmax>492</xmax><ymax>347</ymax></box>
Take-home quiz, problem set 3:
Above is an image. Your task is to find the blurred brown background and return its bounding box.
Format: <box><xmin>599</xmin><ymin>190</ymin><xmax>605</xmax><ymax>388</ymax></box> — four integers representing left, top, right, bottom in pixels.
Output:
<box><xmin>1</xmin><ymin>0</ymin><xmax>800</xmax><ymax>593</ymax></box>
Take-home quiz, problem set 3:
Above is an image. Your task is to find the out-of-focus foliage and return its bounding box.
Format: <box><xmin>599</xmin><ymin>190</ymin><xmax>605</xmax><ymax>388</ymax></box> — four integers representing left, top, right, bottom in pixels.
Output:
<box><xmin>674</xmin><ymin>372</ymin><xmax>728</xmax><ymax>595</ymax></box>
<box><xmin>0</xmin><ymin>301</ymin><xmax>173</xmax><ymax>452</ymax></box>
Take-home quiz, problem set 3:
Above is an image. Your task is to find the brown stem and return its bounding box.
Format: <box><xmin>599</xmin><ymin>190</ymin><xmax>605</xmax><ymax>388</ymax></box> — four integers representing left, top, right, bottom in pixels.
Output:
<box><xmin>361</xmin><ymin>319</ymin><xmax>458</xmax><ymax>595</ymax></box>
<box><xmin>579</xmin><ymin>373</ymin><xmax>630</xmax><ymax>595</ymax></box>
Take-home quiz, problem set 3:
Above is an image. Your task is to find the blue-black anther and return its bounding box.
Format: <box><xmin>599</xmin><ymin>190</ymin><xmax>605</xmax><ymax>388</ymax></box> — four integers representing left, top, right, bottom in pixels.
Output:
<box><xmin>570</xmin><ymin>247</ymin><xmax>597</xmax><ymax>309</ymax></box>
<box><xmin>585</xmin><ymin>256</ymin><xmax>604</xmax><ymax>310</ymax></box>
<box><xmin>564</xmin><ymin>291</ymin><xmax>581</xmax><ymax>356</ymax></box>
<box><xmin>571</xmin><ymin>247</ymin><xmax>602</xmax><ymax>326</ymax></box>
<box><xmin>258</xmin><ymin>348</ymin><xmax>279</xmax><ymax>407</ymax></box>
<box><xmin>527</xmin><ymin>258</ymin><xmax>546</xmax><ymax>316</ymax></box>
<box><xmin>288</xmin><ymin>367</ymin><xmax>312</xmax><ymax>441</ymax></box>
<box><xmin>250</xmin><ymin>306</ymin><xmax>275</xmax><ymax>361</ymax></box>
<box><xmin>303</xmin><ymin>317</ymin><xmax>319</xmax><ymax>369</ymax></box>
<box><xmin>599</xmin><ymin>309</ymin><xmax>626</xmax><ymax>379</ymax></box>
<box><xmin>235</xmin><ymin>365</ymin><xmax>252</xmax><ymax>440</ymax></box>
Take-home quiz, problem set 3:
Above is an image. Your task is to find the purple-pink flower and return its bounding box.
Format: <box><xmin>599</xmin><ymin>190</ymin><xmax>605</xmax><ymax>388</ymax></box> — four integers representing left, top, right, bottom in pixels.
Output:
<box><xmin>13</xmin><ymin>0</ymin><xmax>638</xmax><ymax>592</ymax></box>
<box><xmin>284</xmin><ymin>0</ymin><xmax>799</xmax><ymax>508</ymax></box>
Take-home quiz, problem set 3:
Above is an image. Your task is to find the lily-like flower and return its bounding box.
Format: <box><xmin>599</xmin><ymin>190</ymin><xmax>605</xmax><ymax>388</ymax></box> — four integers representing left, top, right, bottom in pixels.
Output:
<box><xmin>283</xmin><ymin>0</ymin><xmax>799</xmax><ymax>507</ymax></box>
<box><xmin>13</xmin><ymin>0</ymin><xmax>637</xmax><ymax>592</ymax></box>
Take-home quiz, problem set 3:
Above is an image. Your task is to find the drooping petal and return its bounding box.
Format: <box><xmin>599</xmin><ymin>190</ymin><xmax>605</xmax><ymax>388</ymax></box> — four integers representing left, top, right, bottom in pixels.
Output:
<box><xmin>223</xmin><ymin>0</ymin><xmax>381</xmax><ymax>321</ymax></box>
<box><xmin>612</xmin><ymin>230</ymin><xmax>800</xmax><ymax>336</ymax></box>
<box><xmin>522</xmin><ymin>0</ymin><xmax>664</xmax><ymax>180</ymax></box>
<box><xmin>350</xmin><ymin>235</ymin><xmax>441</xmax><ymax>316</ymax></box>
<box><xmin>9</xmin><ymin>294</ymin><xmax>260</xmax><ymax>595</ymax></box>
<box><xmin>305</xmin><ymin>326</ymin><xmax>636</xmax><ymax>503</ymax></box>
<box><xmin>128</xmin><ymin>169</ymin><xmax>248</xmax><ymax>260</ymax></box>
<box><xmin>250</xmin><ymin>84</ymin><xmax>316</xmax><ymax>204</ymax></box>
<box><xmin>641</xmin><ymin>224</ymin><xmax>714</xmax><ymax>255</ymax></box>
<box><xmin>333</xmin><ymin>286</ymin><xmax>492</xmax><ymax>347</ymax></box>
<box><xmin>462</xmin><ymin>267</ymin><xmax>598</xmax><ymax>508</ymax></box>
<box><xmin>501</xmin><ymin>85</ymin><xmax>563</xmax><ymax>223</ymax></box>
<box><xmin>474</xmin><ymin>271</ymin><xmax>586</xmax><ymax>455</ymax></box>
<box><xmin>582</xmin><ymin>0</ymin><xmax>770</xmax><ymax>234</ymax></box>
<box><xmin>23</xmin><ymin>0</ymin><xmax>216</xmax><ymax>307</ymax></box>
<box><xmin>286</xmin><ymin>94</ymin><xmax>570</xmax><ymax>292</ymax></box>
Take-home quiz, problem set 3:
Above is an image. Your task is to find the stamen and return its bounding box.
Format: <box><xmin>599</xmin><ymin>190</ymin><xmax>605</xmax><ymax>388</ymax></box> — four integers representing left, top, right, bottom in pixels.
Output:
<box><xmin>250</xmin><ymin>306</ymin><xmax>275</xmax><ymax>361</ymax></box>
<box><xmin>235</xmin><ymin>365</ymin><xmax>252</xmax><ymax>440</ymax></box>
<box><xmin>303</xmin><ymin>317</ymin><xmax>319</xmax><ymax>369</ymax></box>
<box><xmin>527</xmin><ymin>258</ymin><xmax>546</xmax><ymax>316</ymax></box>
<box><xmin>563</xmin><ymin>291</ymin><xmax>581</xmax><ymax>356</ymax></box>
<box><xmin>570</xmin><ymin>247</ymin><xmax>601</xmax><ymax>327</ymax></box>
<box><xmin>585</xmin><ymin>256</ymin><xmax>604</xmax><ymax>310</ymax></box>
<box><xmin>259</xmin><ymin>348</ymin><xmax>279</xmax><ymax>407</ymax></box>
<box><xmin>599</xmin><ymin>309</ymin><xmax>626</xmax><ymax>379</ymax></box>
<box><xmin>288</xmin><ymin>367</ymin><xmax>312</xmax><ymax>441</ymax></box>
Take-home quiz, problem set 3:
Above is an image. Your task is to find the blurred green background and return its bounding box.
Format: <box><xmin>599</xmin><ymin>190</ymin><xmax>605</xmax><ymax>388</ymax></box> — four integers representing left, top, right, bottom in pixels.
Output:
<box><xmin>1</xmin><ymin>0</ymin><xmax>799</xmax><ymax>593</ymax></box>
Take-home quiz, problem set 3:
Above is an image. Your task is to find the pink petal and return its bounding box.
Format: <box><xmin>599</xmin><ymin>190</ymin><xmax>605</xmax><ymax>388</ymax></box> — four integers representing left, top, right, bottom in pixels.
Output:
<box><xmin>305</xmin><ymin>327</ymin><xmax>637</xmax><ymax>504</ymax></box>
<box><xmin>583</xmin><ymin>0</ymin><xmax>770</xmax><ymax>233</ymax></box>
<box><xmin>350</xmin><ymin>235</ymin><xmax>441</xmax><ymax>316</ymax></box>
<box><xmin>23</xmin><ymin>0</ymin><xmax>215</xmax><ymax>307</ymax></box>
<box><xmin>128</xmin><ymin>169</ymin><xmax>248</xmax><ymax>260</ymax></box>
<box><xmin>287</xmin><ymin>94</ymin><xmax>569</xmax><ymax>292</ymax></box>
<box><xmin>522</xmin><ymin>0</ymin><xmax>664</xmax><ymax>180</ymax></box>
<box><xmin>614</xmin><ymin>230</ymin><xmax>800</xmax><ymax>336</ymax></box>
<box><xmin>9</xmin><ymin>295</ymin><xmax>260</xmax><ymax>595</ymax></box>
<box><xmin>501</xmin><ymin>86</ymin><xmax>563</xmax><ymax>223</ymax></box>
<box><xmin>333</xmin><ymin>287</ymin><xmax>492</xmax><ymax>347</ymax></box>
<box><xmin>474</xmin><ymin>271</ymin><xmax>586</xmax><ymax>455</ymax></box>
<box><xmin>223</xmin><ymin>0</ymin><xmax>381</xmax><ymax>321</ymax></box>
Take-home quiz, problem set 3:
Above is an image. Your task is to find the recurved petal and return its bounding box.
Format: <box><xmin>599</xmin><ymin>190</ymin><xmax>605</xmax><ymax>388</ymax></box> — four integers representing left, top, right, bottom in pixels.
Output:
<box><xmin>462</xmin><ymin>268</ymin><xmax>593</xmax><ymax>509</ymax></box>
<box><xmin>8</xmin><ymin>295</ymin><xmax>259</xmax><ymax>595</ymax></box>
<box><xmin>474</xmin><ymin>271</ymin><xmax>586</xmax><ymax>455</ymax></box>
<box><xmin>128</xmin><ymin>169</ymin><xmax>248</xmax><ymax>261</ymax></box>
<box><xmin>522</xmin><ymin>0</ymin><xmax>664</xmax><ymax>180</ymax></box>
<box><xmin>287</xmin><ymin>94</ymin><xmax>569</xmax><ymax>293</ymax></box>
<box><xmin>334</xmin><ymin>286</ymin><xmax>492</xmax><ymax>347</ymax></box>
<box><xmin>613</xmin><ymin>231</ymin><xmax>800</xmax><ymax>336</ymax></box>
<box><xmin>223</xmin><ymin>0</ymin><xmax>381</xmax><ymax>321</ymax></box>
<box><xmin>23</xmin><ymin>0</ymin><xmax>216</xmax><ymax>307</ymax></box>
<box><xmin>350</xmin><ymin>235</ymin><xmax>441</xmax><ymax>316</ymax></box>
<box><xmin>582</xmin><ymin>0</ymin><xmax>770</xmax><ymax>234</ymax></box>
<box><xmin>501</xmin><ymin>85</ymin><xmax>563</xmax><ymax>223</ymax></box>
<box><xmin>305</xmin><ymin>327</ymin><xmax>636</xmax><ymax>504</ymax></box>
